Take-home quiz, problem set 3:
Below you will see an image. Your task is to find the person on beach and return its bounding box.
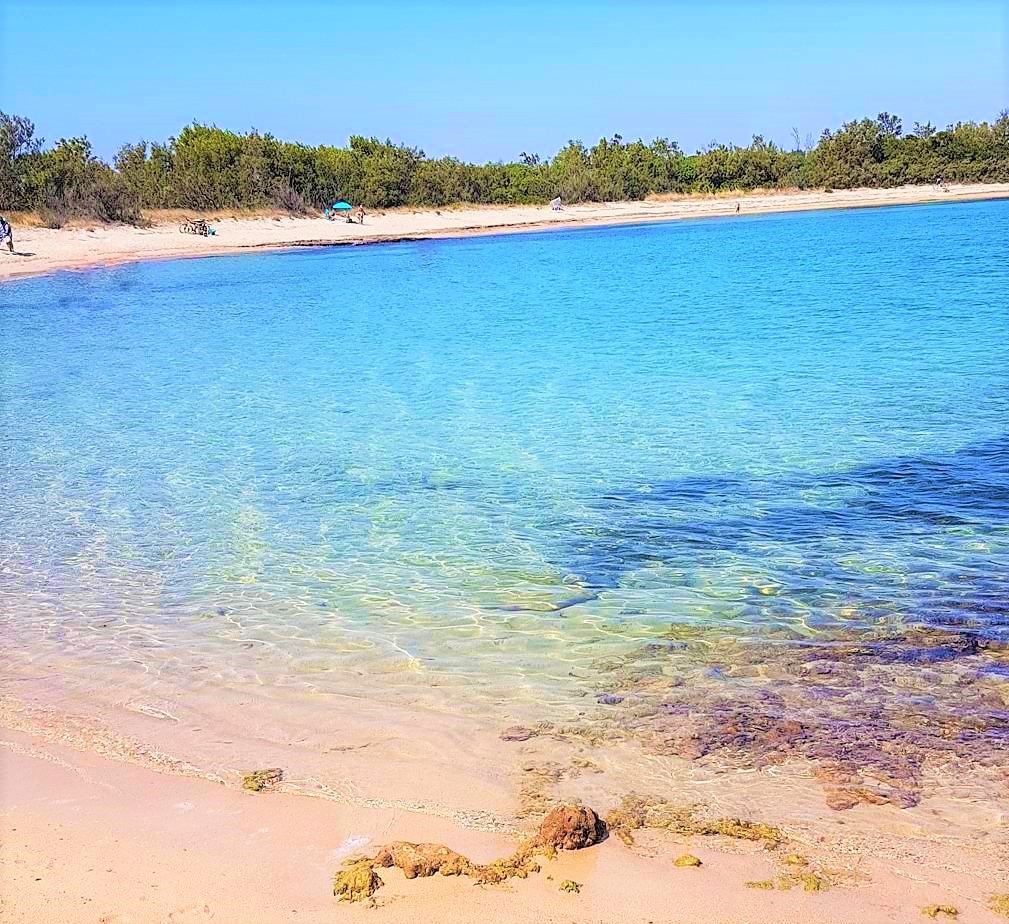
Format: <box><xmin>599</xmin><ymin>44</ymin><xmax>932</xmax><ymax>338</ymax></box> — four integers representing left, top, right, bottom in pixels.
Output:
<box><xmin>736</xmin><ymin>202</ymin><xmax>740</xmax><ymax>214</ymax></box>
<box><xmin>357</xmin><ymin>206</ymin><xmax>365</xmax><ymax>225</ymax></box>
<box><xmin>0</xmin><ymin>215</ymin><xmax>13</xmax><ymax>253</ymax></box>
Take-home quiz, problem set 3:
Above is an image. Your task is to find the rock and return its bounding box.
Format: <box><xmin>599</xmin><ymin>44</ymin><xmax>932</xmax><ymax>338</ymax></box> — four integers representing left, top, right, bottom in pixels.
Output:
<box><xmin>535</xmin><ymin>804</ymin><xmax>606</xmax><ymax>850</ymax></box>
<box><xmin>559</xmin><ymin>879</ymin><xmax>581</xmax><ymax>893</ymax></box>
<box><xmin>673</xmin><ymin>854</ymin><xmax>702</xmax><ymax>867</ymax></box>
<box><xmin>500</xmin><ymin>725</ymin><xmax>537</xmax><ymax>742</ymax></box>
<box><xmin>596</xmin><ymin>693</ymin><xmax>624</xmax><ymax>705</ymax></box>
<box><xmin>372</xmin><ymin>842</ymin><xmax>473</xmax><ymax>879</ymax></box>
<box><xmin>331</xmin><ymin>803</ymin><xmax>607</xmax><ymax>905</ymax></box>
<box><xmin>921</xmin><ymin>905</ymin><xmax>958</xmax><ymax>919</ymax></box>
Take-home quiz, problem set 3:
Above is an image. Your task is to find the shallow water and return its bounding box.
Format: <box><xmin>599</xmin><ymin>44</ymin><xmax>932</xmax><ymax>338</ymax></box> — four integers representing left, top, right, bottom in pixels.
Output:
<box><xmin>2</xmin><ymin>201</ymin><xmax>1008</xmax><ymax>816</ymax></box>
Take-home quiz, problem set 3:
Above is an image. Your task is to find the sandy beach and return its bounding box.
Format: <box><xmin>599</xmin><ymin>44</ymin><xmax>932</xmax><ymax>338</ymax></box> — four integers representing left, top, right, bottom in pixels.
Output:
<box><xmin>2</xmin><ymin>660</ymin><xmax>1007</xmax><ymax>924</ymax></box>
<box><xmin>3</xmin><ymin>183</ymin><xmax>1009</xmax><ymax>283</ymax></box>
<box><xmin>3</xmin><ymin>722</ymin><xmax>1005</xmax><ymax>924</ymax></box>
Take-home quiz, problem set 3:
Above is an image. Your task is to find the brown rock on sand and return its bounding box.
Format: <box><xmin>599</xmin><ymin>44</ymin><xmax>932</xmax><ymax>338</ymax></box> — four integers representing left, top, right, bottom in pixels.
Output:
<box><xmin>534</xmin><ymin>804</ymin><xmax>606</xmax><ymax>851</ymax></box>
<box><xmin>372</xmin><ymin>842</ymin><xmax>474</xmax><ymax>879</ymax></box>
<box><xmin>332</xmin><ymin>803</ymin><xmax>606</xmax><ymax>903</ymax></box>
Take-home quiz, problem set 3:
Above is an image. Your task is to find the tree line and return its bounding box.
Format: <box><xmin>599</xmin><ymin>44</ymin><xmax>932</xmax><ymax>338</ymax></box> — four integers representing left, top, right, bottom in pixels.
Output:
<box><xmin>1</xmin><ymin>110</ymin><xmax>1007</xmax><ymax>225</ymax></box>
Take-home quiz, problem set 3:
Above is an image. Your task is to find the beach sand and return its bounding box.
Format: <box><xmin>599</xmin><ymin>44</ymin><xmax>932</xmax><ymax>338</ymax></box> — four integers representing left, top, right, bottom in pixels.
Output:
<box><xmin>1</xmin><ymin>689</ymin><xmax>1006</xmax><ymax>924</ymax></box>
<box><xmin>3</xmin><ymin>727</ymin><xmax>1004</xmax><ymax>924</ymax></box>
<box><xmin>2</xmin><ymin>183</ymin><xmax>1009</xmax><ymax>283</ymax></box>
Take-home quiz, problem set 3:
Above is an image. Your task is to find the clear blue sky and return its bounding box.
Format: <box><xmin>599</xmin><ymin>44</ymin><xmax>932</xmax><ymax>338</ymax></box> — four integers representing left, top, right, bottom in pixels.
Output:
<box><xmin>2</xmin><ymin>0</ymin><xmax>1006</xmax><ymax>163</ymax></box>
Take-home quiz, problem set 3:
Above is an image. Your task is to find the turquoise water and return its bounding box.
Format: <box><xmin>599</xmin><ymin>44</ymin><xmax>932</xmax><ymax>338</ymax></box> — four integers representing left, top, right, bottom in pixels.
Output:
<box><xmin>3</xmin><ymin>200</ymin><xmax>1008</xmax><ymax>807</ymax></box>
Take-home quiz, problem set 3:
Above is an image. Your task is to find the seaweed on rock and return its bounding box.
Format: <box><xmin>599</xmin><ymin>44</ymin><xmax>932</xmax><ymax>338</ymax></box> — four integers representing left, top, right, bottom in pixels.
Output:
<box><xmin>606</xmin><ymin>795</ymin><xmax>781</xmax><ymax>848</ymax></box>
<box><xmin>241</xmin><ymin>767</ymin><xmax>283</xmax><ymax>792</ymax></box>
<box><xmin>331</xmin><ymin>804</ymin><xmax>605</xmax><ymax>903</ymax></box>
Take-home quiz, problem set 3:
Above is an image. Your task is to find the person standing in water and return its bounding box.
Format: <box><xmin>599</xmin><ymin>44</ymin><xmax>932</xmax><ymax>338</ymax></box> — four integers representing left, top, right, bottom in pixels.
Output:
<box><xmin>0</xmin><ymin>215</ymin><xmax>13</xmax><ymax>253</ymax></box>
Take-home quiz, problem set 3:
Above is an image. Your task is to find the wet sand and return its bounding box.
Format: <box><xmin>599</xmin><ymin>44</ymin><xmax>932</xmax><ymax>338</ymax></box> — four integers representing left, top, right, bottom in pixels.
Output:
<box><xmin>2</xmin><ymin>699</ymin><xmax>1006</xmax><ymax>924</ymax></box>
<box><xmin>2</xmin><ymin>183</ymin><xmax>1008</xmax><ymax>283</ymax></box>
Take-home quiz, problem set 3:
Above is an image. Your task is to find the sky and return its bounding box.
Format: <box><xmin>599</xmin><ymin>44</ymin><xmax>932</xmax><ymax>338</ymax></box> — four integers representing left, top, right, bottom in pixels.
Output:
<box><xmin>2</xmin><ymin>0</ymin><xmax>1006</xmax><ymax>163</ymax></box>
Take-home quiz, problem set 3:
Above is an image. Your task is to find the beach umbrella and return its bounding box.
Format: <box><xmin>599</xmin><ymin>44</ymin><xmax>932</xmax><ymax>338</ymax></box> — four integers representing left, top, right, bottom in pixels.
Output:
<box><xmin>331</xmin><ymin>201</ymin><xmax>353</xmax><ymax>211</ymax></box>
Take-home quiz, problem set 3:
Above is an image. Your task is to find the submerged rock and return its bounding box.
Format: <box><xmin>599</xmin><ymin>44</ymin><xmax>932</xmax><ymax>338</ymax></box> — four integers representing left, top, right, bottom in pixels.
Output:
<box><xmin>500</xmin><ymin>725</ymin><xmax>537</xmax><ymax>742</ymax></box>
<box><xmin>605</xmin><ymin>795</ymin><xmax>781</xmax><ymax>849</ymax></box>
<box><xmin>559</xmin><ymin>879</ymin><xmax>582</xmax><ymax>893</ymax></box>
<box><xmin>673</xmin><ymin>853</ymin><xmax>702</xmax><ymax>867</ymax></box>
<box><xmin>921</xmin><ymin>905</ymin><xmax>959</xmax><ymax>919</ymax></box>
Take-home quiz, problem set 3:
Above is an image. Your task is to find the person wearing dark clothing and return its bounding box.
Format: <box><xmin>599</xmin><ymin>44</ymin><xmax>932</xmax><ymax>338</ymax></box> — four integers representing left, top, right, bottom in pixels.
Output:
<box><xmin>0</xmin><ymin>215</ymin><xmax>13</xmax><ymax>253</ymax></box>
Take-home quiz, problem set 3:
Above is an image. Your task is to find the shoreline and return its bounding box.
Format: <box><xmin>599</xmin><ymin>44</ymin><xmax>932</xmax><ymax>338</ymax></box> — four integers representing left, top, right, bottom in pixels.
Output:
<box><xmin>2</xmin><ymin>182</ymin><xmax>1008</xmax><ymax>283</ymax></box>
<box><xmin>2</xmin><ymin>679</ymin><xmax>1007</xmax><ymax>924</ymax></box>
<box><xmin>4</xmin><ymin>722</ymin><xmax>1004</xmax><ymax>924</ymax></box>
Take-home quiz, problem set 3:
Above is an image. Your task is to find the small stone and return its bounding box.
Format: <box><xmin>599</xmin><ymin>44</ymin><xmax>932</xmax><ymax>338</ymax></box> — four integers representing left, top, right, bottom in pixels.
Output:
<box><xmin>595</xmin><ymin>693</ymin><xmax>624</xmax><ymax>705</ymax></box>
<box><xmin>673</xmin><ymin>854</ymin><xmax>702</xmax><ymax>867</ymax></box>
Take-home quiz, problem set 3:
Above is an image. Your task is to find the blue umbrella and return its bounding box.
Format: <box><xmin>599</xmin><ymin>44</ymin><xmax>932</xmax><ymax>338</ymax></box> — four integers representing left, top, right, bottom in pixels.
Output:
<box><xmin>331</xmin><ymin>201</ymin><xmax>353</xmax><ymax>210</ymax></box>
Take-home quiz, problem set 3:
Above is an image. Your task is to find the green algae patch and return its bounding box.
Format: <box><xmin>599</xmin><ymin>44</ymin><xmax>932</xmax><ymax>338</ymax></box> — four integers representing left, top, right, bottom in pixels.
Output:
<box><xmin>333</xmin><ymin>860</ymin><xmax>383</xmax><ymax>903</ymax></box>
<box><xmin>331</xmin><ymin>804</ymin><xmax>604</xmax><ymax>904</ymax></box>
<box><xmin>921</xmin><ymin>905</ymin><xmax>958</xmax><ymax>919</ymax></box>
<box><xmin>704</xmin><ymin>817</ymin><xmax>782</xmax><ymax>847</ymax></box>
<box><xmin>764</xmin><ymin>870</ymin><xmax>830</xmax><ymax>893</ymax></box>
<box><xmin>606</xmin><ymin>795</ymin><xmax>782</xmax><ymax>848</ymax></box>
<box><xmin>782</xmin><ymin>853</ymin><xmax>808</xmax><ymax>866</ymax></box>
<box><xmin>746</xmin><ymin>880</ymin><xmax>775</xmax><ymax>890</ymax></box>
<box><xmin>559</xmin><ymin>879</ymin><xmax>581</xmax><ymax>893</ymax></box>
<box><xmin>990</xmin><ymin>895</ymin><xmax>1009</xmax><ymax>918</ymax></box>
<box><xmin>241</xmin><ymin>767</ymin><xmax>283</xmax><ymax>792</ymax></box>
<box><xmin>799</xmin><ymin>872</ymin><xmax>827</xmax><ymax>892</ymax></box>
<box><xmin>673</xmin><ymin>854</ymin><xmax>702</xmax><ymax>867</ymax></box>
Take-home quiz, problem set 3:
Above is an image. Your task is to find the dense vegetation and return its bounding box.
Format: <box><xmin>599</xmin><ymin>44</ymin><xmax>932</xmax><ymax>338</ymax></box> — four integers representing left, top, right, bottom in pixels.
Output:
<box><xmin>2</xmin><ymin>110</ymin><xmax>1007</xmax><ymax>225</ymax></box>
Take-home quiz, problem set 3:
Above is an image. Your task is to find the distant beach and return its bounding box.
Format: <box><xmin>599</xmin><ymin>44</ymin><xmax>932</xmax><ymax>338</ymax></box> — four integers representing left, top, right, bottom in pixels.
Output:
<box><xmin>2</xmin><ymin>182</ymin><xmax>1008</xmax><ymax>283</ymax></box>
